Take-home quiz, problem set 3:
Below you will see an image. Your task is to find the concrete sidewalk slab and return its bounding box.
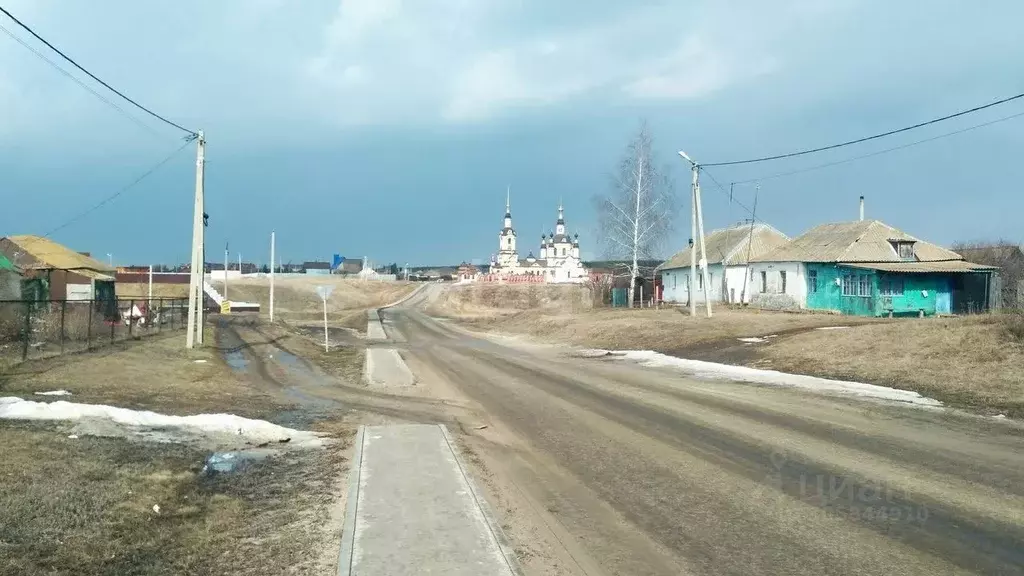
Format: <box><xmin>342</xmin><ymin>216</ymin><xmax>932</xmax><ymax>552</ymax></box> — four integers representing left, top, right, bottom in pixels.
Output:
<box><xmin>363</xmin><ymin>348</ymin><xmax>414</xmax><ymax>386</ymax></box>
<box><xmin>338</xmin><ymin>425</ymin><xmax>519</xmax><ymax>576</ymax></box>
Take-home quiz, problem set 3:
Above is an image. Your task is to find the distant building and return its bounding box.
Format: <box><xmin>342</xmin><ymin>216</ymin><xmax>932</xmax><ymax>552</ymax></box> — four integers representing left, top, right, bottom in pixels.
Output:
<box><xmin>456</xmin><ymin>262</ymin><xmax>479</xmax><ymax>282</ymax></box>
<box><xmin>303</xmin><ymin>261</ymin><xmax>332</xmax><ymax>275</ymax></box>
<box><xmin>488</xmin><ymin>192</ymin><xmax>587</xmax><ymax>283</ymax></box>
<box><xmin>0</xmin><ymin>235</ymin><xmax>115</xmax><ymax>302</ymax></box>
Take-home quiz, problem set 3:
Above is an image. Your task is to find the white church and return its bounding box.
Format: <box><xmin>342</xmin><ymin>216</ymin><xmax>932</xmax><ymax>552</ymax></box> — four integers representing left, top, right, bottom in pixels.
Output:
<box><xmin>488</xmin><ymin>193</ymin><xmax>588</xmax><ymax>283</ymax></box>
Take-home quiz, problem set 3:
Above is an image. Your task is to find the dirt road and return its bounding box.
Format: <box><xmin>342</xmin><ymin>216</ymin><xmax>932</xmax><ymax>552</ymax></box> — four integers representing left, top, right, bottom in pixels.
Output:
<box><xmin>377</xmin><ymin>286</ymin><xmax>1024</xmax><ymax>576</ymax></box>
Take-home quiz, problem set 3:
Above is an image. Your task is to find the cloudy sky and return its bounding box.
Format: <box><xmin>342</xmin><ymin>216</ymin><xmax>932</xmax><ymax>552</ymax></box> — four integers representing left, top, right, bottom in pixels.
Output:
<box><xmin>1</xmin><ymin>0</ymin><xmax>1022</xmax><ymax>266</ymax></box>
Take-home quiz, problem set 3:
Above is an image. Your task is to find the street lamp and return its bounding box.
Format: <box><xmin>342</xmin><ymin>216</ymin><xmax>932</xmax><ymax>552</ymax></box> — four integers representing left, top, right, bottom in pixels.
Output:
<box><xmin>107</xmin><ymin>253</ymin><xmax>113</xmax><ymax>267</ymax></box>
<box><xmin>677</xmin><ymin>151</ymin><xmax>711</xmax><ymax>318</ymax></box>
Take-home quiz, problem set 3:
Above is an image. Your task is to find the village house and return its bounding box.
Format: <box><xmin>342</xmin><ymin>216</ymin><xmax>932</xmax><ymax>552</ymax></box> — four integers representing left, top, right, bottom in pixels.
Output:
<box><xmin>658</xmin><ymin>222</ymin><xmax>790</xmax><ymax>305</ymax></box>
<box><xmin>749</xmin><ymin>220</ymin><xmax>997</xmax><ymax>316</ymax></box>
<box><xmin>0</xmin><ymin>235</ymin><xmax>116</xmax><ymax>302</ymax></box>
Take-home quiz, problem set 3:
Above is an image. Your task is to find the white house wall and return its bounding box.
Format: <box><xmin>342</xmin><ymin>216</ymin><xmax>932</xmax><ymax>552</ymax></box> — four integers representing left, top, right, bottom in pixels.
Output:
<box><xmin>748</xmin><ymin>261</ymin><xmax>808</xmax><ymax>309</ymax></box>
<box><xmin>662</xmin><ymin>264</ymin><xmax>746</xmax><ymax>304</ymax></box>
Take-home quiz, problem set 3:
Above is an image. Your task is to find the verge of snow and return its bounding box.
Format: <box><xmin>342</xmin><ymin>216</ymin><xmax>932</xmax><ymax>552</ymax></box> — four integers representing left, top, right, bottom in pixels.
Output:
<box><xmin>816</xmin><ymin>326</ymin><xmax>850</xmax><ymax>331</ymax></box>
<box><xmin>606</xmin><ymin>350</ymin><xmax>942</xmax><ymax>408</ymax></box>
<box><xmin>0</xmin><ymin>397</ymin><xmax>324</xmax><ymax>447</ymax></box>
<box><xmin>34</xmin><ymin>390</ymin><xmax>71</xmax><ymax>396</ymax></box>
<box><xmin>737</xmin><ymin>337</ymin><xmax>767</xmax><ymax>344</ymax></box>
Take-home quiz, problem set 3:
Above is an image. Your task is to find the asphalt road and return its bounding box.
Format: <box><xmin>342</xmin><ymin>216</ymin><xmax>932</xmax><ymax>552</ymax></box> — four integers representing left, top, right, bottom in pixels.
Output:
<box><xmin>379</xmin><ymin>287</ymin><xmax>1024</xmax><ymax>576</ymax></box>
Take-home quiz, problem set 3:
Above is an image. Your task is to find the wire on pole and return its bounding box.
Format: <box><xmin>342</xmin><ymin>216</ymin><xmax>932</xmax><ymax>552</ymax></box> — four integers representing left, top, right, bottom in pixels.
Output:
<box><xmin>0</xmin><ymin>5</ymin><xmax>197</xmax><ymax>137</ymax></box>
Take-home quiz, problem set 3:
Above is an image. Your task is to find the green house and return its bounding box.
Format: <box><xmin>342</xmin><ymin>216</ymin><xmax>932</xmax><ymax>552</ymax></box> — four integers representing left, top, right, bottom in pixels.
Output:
<box><xmin>750</xmin><ymin>220</ymin><xmax>998</xmax><ymax>317</ymax></box>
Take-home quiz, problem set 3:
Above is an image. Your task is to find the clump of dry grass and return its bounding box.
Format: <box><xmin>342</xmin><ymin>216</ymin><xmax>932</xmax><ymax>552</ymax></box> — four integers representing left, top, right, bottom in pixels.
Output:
<box><xmin>0</xmin><ymin>420</ymin><xmax>345</xmax><ymax>576</ymax></box>
<box><xmin>998</xmin><ymin>310</ymin><xmax>1024</xmax><ymax>342</ymax></box>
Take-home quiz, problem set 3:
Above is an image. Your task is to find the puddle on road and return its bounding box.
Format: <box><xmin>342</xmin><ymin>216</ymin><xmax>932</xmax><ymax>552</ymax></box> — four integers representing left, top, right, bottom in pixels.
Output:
<box><xmin>223</xmin><ymin>348</ymin><xmax>249</xmax><ymax>372</ymax></box>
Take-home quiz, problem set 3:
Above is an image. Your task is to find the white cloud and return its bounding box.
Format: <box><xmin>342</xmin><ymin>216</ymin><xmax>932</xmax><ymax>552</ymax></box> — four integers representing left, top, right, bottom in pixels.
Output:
<box><xmin>624</xmin><ymin>37</ymin><xmax>777</xmax><ymax>100</ymax></box>
<box><xmin>304</xmin><ymin>1</ymin><xmax>805</xmax><ymax>125</ymax></box>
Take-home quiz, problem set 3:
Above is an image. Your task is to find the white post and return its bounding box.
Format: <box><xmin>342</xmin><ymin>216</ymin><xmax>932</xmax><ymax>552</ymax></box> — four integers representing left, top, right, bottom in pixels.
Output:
<box><xmin>186</xmin><ymin>131</ymin><xmax>206</xmax><ymax>349</ymax></box>
<box><xmin>689</xmin><ymin>163</ymin><xmax>698</xmax><ymax>317</ymax></box>
<box><xmin>269</xmin><ymin>231</ymin><xmax>275</xmax><ymax>322</ymax></box>
<box><xmin>323</xmin><ymin>297</ymin><xmax>329</xmax><ymax>352</ymax></box>
<box><xmin>147</xmin><ymin>264</ymin><xmax>153</xmax><ymax>312</ymax></box>
<box><xmin>695</xmin><ymin>168</ymin><xmax>712</xmax><ymax>318</ymax></box>
<box><xmin>224</xmin><ymin>244</ymin><xmax>229</xmax><ymax>303</ymax></box>
<box><xmin>238</xmin><ymin>253</ymin><xmax>242</xmax><ymax>277</ymax></box>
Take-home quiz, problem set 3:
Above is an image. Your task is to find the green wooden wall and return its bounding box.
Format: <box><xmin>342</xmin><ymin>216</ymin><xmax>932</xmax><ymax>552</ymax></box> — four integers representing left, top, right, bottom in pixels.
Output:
<box><xmin>804</xmin><ymin>263</ymin><xmax>953</xmax><ymax>317</ymax></box>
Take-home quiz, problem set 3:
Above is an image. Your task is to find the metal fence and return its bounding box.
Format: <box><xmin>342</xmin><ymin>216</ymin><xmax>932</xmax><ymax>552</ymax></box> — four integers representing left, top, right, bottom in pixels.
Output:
<box><xmin>0</xmin><ymin>297</ymin><xmax>189</xmax><ymax>365</ymax></box>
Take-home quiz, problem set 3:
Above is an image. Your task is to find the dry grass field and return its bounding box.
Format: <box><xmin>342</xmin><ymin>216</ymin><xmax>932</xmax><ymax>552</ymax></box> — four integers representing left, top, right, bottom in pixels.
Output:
<box><xmin>0</xmin><ymin>330</ymin><xmax>347</xmax><ymax>575</ymax></box>
<box><xmin>217</xmin><ymin>276</ymin><xmax>416</xmax><ymax>331</ymax></box>
<box><xmin>115</xmin><ymin>282</ymin><xmax>191</xmax><ymax>300</ymax></box>
<box><xmin>434</xmin><ymin>284</ymin><xmax>1024</xmax><ymax>416</ymax></box>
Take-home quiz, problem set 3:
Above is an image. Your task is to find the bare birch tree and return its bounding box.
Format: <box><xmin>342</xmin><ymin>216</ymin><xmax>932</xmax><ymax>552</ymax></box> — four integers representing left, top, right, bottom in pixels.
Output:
<box><xmin>594</xmin><ymin>123</ymin><xmax>678</xmax><ymax>306</ymax></box>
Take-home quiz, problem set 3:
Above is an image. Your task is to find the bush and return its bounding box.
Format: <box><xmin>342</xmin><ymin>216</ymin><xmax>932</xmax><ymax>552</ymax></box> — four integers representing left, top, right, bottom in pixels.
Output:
<box><xmin>1002</xmin><ymin>310</ymin><xmax>1024</xmax><ymax>343</ymax></box>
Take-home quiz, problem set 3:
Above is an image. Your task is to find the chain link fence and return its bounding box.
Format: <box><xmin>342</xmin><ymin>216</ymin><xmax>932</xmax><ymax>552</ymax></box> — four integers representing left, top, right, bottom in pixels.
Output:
<box><xmin>0</xmin><ymin>297</ymin><xmax>189</xmax><ymax>367</ymax></box>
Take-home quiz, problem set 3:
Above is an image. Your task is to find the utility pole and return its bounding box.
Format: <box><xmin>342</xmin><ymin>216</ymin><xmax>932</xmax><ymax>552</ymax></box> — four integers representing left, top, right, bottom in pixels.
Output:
<box><xmin>269</xmin><ymin>231</ymin><xmax>275</xmax><ymax>322</ymax></box>
<box><xmin>238</xmin><ymin>252</ymin><xmax>242</xmax><ymax>276</ymax></box>
<box><xmin>694</xmin><ymin>168</ymin><xmax>712</xmax><ymax>318</ymax></box>
<box><xmin>689</xmin><ymin>163</ymin><xmax>697</xmax><ymax>317</ymax></box>
<box><xmin>680</xmin><ymin>151</ymin><xmax>712</xmax><ymax>317</ymax></box>
<box><xmin>186</xmin><ymin>131</ymin><xmax>206</xmax><ymax>349</ymax></box>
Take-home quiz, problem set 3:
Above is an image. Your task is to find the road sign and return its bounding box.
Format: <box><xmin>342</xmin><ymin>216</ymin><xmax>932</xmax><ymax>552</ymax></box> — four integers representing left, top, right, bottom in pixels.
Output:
<box><xmin>315</xmin><ymin>285</ymin><xmax>334</xmax><ymax>301</ymax></box>
<box><xmin>221</xmin><ymin>301</ymin><xmax>231</xmax><ymax>314</ymax></box>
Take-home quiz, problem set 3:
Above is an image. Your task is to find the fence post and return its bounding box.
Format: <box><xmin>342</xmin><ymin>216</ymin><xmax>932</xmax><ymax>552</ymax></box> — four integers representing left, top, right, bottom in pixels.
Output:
<box><xmin>87</xmin><ymin>300</ymin><xmax>93</xmax><ymax>350</ymax></box>
<box><xmin>128</xmin><ymin>299</ymin><xmax>134</xmax><ymax>339</ymax></box>
<box><xmin>21</xmin><ymin>300</ymin><xmax>30</xmax><ymax>361</ymax></box>
<box><xmin>110</xmin><ymin>300</ymin><xmax>115</xmax><ymax>345</ymax></box>
<box><xmin>60</xmin><ymin>299</ymin><xmax>66</xmax><ymax>355</ymax></box>
<box><xmin>156</xmin><ymin>298</ymin><xmax>161</xmax><ymax>334</ymax></box>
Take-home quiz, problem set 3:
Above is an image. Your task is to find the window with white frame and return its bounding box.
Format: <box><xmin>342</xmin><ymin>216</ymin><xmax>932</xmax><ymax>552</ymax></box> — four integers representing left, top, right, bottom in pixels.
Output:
<box><xmin>780</xmin><ymin>271</ymin><xmax>787</xmax><ymax>294</ymax></box>
<box><xmin>760</xmin><ymin>271</ymin><xmax>767</xmax><ymax>293</ymax></box>
<box><xmin>859</xmin><ymin>274</ymin><xmax>871</xmax><ymax>296</ymax></box>
<box><xmin>807</xmin><ymin>269</ymin><xmax>818</xmax><ymax>294</ymax></box>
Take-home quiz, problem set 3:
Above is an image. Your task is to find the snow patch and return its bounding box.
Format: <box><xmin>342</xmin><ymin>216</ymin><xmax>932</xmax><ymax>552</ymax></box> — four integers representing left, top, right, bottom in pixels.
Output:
<box><xmin>0</xmin><ymin>397</ymin><xmax>324</xmax><ymax>447</ymax></box>
<box><xmin>608</xmin><ymin>350</ymin><xmax>942</xmax><ymax>408</ymax></box>
<box><xmin>34</xmin><ymin>390</ymin><xmax>71</xmax><ymax>396</ymax></box>
<box><xmin>816</xmin><ymin>326</ymin><xmax>850</xmax><ymax>331</ymax></box>
<box><xmin>737</xmin><ymin>337</ymin><xmax>767</xmax><ymax>344</ymax></box>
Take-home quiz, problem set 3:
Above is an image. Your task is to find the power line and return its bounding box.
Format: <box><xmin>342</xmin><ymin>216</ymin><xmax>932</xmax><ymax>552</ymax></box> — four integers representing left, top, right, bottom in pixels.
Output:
<box><xmin>730</xmin><ymin>109</ymin><xmax>1024</xmax><ymax>186</ymax></box>
<box><xmin>44</xmin><ymin>136</ymin><xmax>196</xmax><ymax>237</ymax></box>
<box><xmin>0</xmin><ymin>22</ymin><xmax>164</xmax><ymax>139</ymax></box>
<box><xmin>0</xmin><ymin>5</ymin><xmax>196</xmax><ymax>137</ymax></box>
<box><xmin>699</xmin><ymin>166</ymin><xmax>754</xmax><ymax>216</ymax></box>
<box><xmin>703</xmin><ymin>91</ymin><xmax>1024</xmax><ymax>167</ymax></box>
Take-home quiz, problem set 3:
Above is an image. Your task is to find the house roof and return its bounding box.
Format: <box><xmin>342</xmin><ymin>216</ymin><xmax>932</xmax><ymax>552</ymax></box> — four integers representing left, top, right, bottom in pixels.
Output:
<box><xmin>658</xmin><ymin>222</ymin><xmax>790</xmax><ymax>271</ymax></box>
<box><xmin>6</xmin><ymin>235</ymin><xmax>114</xmax><ymax>279</ymax></box>
<box><xmin>844</xmin><ymin>261</ymin><xmax>998</xmax><ymax>273</ymax></box>
<box><xmin>752</xmin><ymin>220</ymin><xmax>963</xmax><ymax>263</ymax></box>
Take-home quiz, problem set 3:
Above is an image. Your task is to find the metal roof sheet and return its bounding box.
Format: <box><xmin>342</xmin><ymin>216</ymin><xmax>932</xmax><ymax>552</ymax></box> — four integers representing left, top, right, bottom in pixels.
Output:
<box><xmin>658</xmin><ymin>223</ymin><xmax>789</xmax><ymax>270</ymax></box>
<box><xmin>7</xmin><ymin>235</ymin><xmax>115</xmax><ymax>276</ymax></box>
<box><xmin>753</xmin><ymin>220</ymin><xmax>963</xmax><ymax>263</ymax></box>
<box><xmin>843</xmin><ymin>261</ymin><xmax>998</xmax><ymax>273</ymax></box>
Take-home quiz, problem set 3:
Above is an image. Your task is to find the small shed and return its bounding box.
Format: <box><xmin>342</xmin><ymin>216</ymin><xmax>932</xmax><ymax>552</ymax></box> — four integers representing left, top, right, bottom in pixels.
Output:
<box><xmin>0</xmin><ymin>235</ymin><xmax>116</xmax><ymax>303</ymax></box>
